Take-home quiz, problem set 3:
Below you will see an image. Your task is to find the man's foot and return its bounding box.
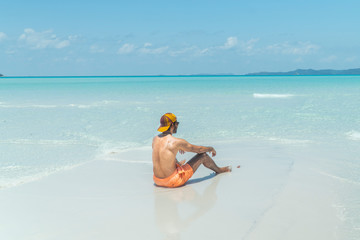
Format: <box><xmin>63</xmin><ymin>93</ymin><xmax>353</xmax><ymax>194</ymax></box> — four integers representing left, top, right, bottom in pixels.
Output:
<box><xmin>217</xmin><ymin>166</ymin><xmax>232</xmax><ymax>174</ymax></box>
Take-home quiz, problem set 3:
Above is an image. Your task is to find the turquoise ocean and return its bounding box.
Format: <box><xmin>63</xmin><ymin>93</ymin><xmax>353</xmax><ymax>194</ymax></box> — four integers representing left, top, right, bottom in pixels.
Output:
<box><xmin>0</xmin><ymin>75</ymin><xmax>359</xmax><ymax>238</ymax></box>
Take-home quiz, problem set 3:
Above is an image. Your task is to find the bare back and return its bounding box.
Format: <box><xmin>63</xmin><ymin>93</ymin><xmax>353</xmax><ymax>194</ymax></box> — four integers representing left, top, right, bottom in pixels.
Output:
<box><xmin>152</xmin><ymin>134</ymin><xmax>180</xmax><ymax>178</ymax></box>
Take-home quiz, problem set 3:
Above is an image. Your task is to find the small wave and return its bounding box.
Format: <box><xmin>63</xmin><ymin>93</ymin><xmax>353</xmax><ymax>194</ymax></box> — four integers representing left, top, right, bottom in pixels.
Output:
<box><xmin>332</xmin><ymin>204</ymin><xmax>347</xmax><ymax>222</ymax></box>
<box><xmin>0</xmin><ymin>100</ymin><xmax>120</xmax><ymax>109</ymax></box>
<box><xmin>102</xmin><ymin>158</ymin><xmax>152</xmax><ymax>165</ymax></box>
<box><xmin>318</xmin><ymin>171</ymin><xmax>360</xmax><ymax>186</ymax></box>
<box><xmin>253</xmin><ymin>93</ymin><xmax>295</xmax><ymax>99</ymax></box>
<box><xmin>0</xmin><ymin>163</ymin><xmax>84</xmax><ymax>190</ymax></box>
<box><xmin>98</xmin><ymin>145</ymin><xmax>152</xmax><ymax>165</ymax></box>
<box><xmin>0</xmin><ymin>104</ymin><xmax>58</xmax><ymax>108</ymax></box>
<box><xmin>267</xmin><ymin>137</ymin><xmax>312</xmax><ymax>145</ymax></box>
<box><xmin>346</xmin><ymin>131</ymin><xmax>360</xmax><ymax>141</ymax></box>
<box><xmin>0</xmin><ymin>165</ymin><xmax>28</xmax><ymax>171</ymax></box>
<box><xmin>67</xmin><ymin>101</ymin><xmax>118</xmax><ymax>108</ymax></box>
<box><xmin>0</xmin><ymin>139</ymin><xmax>85</xmax><ymax>145</ymax></box>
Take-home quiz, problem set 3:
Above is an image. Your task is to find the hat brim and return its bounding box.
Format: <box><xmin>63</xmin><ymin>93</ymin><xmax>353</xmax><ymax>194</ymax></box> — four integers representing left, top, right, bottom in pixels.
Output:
<box><xmin>157</xmin><ymin>125</ymin><xmax>170</xmax><ymax>132</ymax></box>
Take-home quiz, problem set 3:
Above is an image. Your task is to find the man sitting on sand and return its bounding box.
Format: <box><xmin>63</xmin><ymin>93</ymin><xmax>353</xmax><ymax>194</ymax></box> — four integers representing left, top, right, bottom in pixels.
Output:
<box><xmin>152</xmin><ymin>113</ymin><xmax>231</xmax><ymax>188</ymax></box>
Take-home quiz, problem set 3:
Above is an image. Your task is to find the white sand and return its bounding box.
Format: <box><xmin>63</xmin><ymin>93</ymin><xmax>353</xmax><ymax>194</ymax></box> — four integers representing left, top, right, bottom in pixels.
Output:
<box><xmin>0</xmin><ymin>141</ymin><xmax>341</xmax><ymax>240</ymax></box>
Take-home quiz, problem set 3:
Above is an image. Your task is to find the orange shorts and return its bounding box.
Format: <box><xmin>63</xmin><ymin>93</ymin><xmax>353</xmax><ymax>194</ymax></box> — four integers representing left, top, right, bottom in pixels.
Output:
<box><xmin>153</xmin><ymin>164</ymin><xmax>194</xmax><ymax>188</ymax></box>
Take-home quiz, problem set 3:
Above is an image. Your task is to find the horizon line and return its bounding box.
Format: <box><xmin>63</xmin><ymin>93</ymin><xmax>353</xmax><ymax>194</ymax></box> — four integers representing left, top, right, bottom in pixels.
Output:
<box><xmin>1</xmin><ymin>74</ymin><xmax>242</xmax><ymax>78</ymax></box>
<box><xmin>2</xmin><ymin>74</ymin><xmax>360</xmax><ymax>78</ymax></box>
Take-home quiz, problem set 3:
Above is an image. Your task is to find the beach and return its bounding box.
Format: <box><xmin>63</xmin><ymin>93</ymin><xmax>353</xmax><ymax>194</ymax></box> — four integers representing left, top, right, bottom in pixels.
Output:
<box><xmin>0</xmin><ymin>76</ymin><xmax>359</xmax><ymax>239</ymax></box>
<box><xmin>0</xmin><ymin>140</ymin><xmax>345</xmax><ymax>240</ymax></box>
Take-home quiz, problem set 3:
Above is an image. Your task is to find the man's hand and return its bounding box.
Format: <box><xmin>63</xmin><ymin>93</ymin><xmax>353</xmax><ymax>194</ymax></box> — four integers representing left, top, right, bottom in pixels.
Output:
<box><xmin>209</xmin><ymin>147</ymin><xmax>216</xmax><ymax>157</ymax></box>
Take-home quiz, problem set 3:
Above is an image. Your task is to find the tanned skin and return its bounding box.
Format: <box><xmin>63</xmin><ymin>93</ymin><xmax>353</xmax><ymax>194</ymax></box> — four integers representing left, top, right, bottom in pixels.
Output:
<box><xmin>152</xmin><ymin>121</ymin><xmax>231</xmax><ymax>179</ymax></box>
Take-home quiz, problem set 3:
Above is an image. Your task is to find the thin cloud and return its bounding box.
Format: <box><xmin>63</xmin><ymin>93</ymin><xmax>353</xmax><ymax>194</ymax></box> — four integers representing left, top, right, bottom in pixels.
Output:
<box><xmin>116</xmin><ymin>38</ymin><xmax>319</xmax><ymax>61</ymax></box>
<box><xmin>169</xmin><ymin>36</ymin><xmax>238</xmax><ymax>57</ymax></box>
<box><xmin>238</xmin><ymin>38</ymin><xmax>260</xmax><ymax>55</ymax></box>
<box><xmin>19</xmin><ymin>28</ymin><xmax>70</xmax><ymax>49</ymax></box>
<box><xmin>90</xmin><ymin>44</ymin><xmax>105</xmax><ymax>53</ymax></box>
<box><xmin>138</xmin><ymin>43</ymin><xmax>169</xmax><ymax>55</ymax></box>
<box><xmin>116</xmin><ymin>36</ymin><xmax>242</xmax><ymax>58</ymax></box>
<box><xmin>197</xmin><ymin>48</ymin><xmax>210</xmax><ymax>56</ymax></box>
<box><xmin>118</xmin><ymin>43</ymin><xmax>136</xmax><ymax>54</ymax></box>
<box><xmin>144</xmin><ymin>42</ymin><xmax>152</xmax><ymax>47</ymax></box>
<box><xmin>118</xmin><ymin>42</ymin><xmax>169</xmax><ymax>55</ymax></box>
<box><xmin>0</xmin><ymin>32</ymin><xmax>7</xmax><ymax>41</ymax></box>
<box><xmin>168</xmin><ymin>45</ymin><xmax>211</xmax><ymax>57</ymax></box>
<box><xmin>267</xmin><ymin>41</ymin><xmax>319</xmax><ymax>55</ymax></box>
<box><xmin>219</xmin><ymin>37</ymin><xmax>238</xmax><ymax>50</ymax></box>
<box><xmin>321</xmin><ymin>55</ymin><xmax>337</xmax><ymax>63</ymax></box>
<box><xmin>345</xmin><ymin>56</ymin><xmax>357</xmax><ymax>62</ymax></box>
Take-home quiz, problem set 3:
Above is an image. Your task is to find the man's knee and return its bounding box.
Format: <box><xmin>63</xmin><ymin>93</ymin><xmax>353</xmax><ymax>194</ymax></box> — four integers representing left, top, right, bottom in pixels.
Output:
<box><xmin>197</xmin><ymin>152</ymin><xmax>208</xmax><ymax>157</ymax></box>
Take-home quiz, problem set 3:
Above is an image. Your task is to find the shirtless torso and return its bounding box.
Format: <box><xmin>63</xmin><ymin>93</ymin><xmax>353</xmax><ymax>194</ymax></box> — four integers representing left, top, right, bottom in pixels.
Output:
<box><xmin>152</xmin><ymin>134</ymin><xmax>180</xmax><ymax>178</ymax></box>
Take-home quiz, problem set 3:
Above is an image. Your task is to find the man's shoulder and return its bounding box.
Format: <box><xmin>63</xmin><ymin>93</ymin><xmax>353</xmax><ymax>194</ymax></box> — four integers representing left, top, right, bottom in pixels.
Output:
<box><xmin>153</xmin><ymin>134</ymin><xmax>176</xmax><ymax>142</ymax></box>
<box><xmin>170</xmin><ymin>136</ymin><xmax>189</xmax><ymax>145</ymax></box>
<box><xmin>153</xmin><ymin>134</ymin><xmax>187</xmax><ymax>143</ymax></box>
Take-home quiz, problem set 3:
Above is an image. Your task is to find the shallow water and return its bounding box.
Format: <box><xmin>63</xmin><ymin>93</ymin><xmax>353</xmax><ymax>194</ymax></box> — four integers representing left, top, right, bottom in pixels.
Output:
<box><xmin>0</xmin><ymin>75</ymin><xmax>359</xmax><ymax>238</ymax></box>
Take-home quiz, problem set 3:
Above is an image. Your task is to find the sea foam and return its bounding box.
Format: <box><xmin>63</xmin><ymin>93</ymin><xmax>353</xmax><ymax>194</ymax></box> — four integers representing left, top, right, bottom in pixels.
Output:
<box><xmin>0</xmin><ymin>164</ymin><xmax>84</xmax><ymax>190</ymax></box>
<box><xmin>0</xmin><ymin>100</ymin><xmax>121</xmax><ymax>109</ymax></box>
<box><xmin>346</xmin><ymin>131</ymin><xmax>360</xmax><ymax>141</ymax></box>
<box><xmin>0</xmin><ymin>139</ymin><xmax>83</xmax><ymax>145</ymax></box>
<box><xmin>318</xmin><ymin>170</ymin><xmax>360</xmax><ymax>186</ymax></box>
<box><xmin>267</xmin><ymin>137</ymin><xmax>312</xmax><ymax>145</ymax></box>
<box><xmin>253</xmin><ymin>93</ymin><xmax>295</xmax><ymax>98</ymax></box>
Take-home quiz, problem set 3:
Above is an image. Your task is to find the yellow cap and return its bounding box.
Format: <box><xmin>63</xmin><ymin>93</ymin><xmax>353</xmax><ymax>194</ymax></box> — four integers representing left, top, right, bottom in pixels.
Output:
<box><xmin>157</xmin><ymin>113</ymin><xmax>177</xmax><ymax>132</ymax></box>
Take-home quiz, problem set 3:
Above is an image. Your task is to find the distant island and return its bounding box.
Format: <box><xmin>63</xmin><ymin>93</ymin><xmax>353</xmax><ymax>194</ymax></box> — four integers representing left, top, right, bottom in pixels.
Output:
<box><xmin>0</xmin><ymin>73</ymin><xmax>3</xmax><ymax>77</ymax></box>
<box><xmin>245</xmin><ymin>68</ymin><xmax>360</xmax><ymax>76</ymax></box>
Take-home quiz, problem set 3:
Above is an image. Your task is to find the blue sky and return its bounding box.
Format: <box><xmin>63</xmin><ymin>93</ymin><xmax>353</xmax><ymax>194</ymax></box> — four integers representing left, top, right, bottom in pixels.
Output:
<box><xmin>0</xmin><ymin>0</ymin><xmax>359</xmax><ymax>76</ymax></box>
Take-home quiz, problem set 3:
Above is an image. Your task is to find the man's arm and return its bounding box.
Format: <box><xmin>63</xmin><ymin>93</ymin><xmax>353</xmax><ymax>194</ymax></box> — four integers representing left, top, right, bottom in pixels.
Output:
<box><xmin>177</xmin><ymin>138</ymin><xmax>216</xmax><ymax>157</ymax></box>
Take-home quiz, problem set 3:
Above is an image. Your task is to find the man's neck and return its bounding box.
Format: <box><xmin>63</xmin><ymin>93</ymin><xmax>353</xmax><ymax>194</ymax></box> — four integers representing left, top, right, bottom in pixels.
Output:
<box><xmin>159</xmin><ymin>130</ymin><xmax>173</xmax><ymax>137</ymax></box>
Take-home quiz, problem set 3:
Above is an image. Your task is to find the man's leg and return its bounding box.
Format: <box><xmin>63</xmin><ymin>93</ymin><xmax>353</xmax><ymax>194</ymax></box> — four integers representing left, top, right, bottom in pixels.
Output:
<box><xmin>187</xmin><ymin>153</ymin><xmax>231</xmax><ymax>174</ymax></box>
